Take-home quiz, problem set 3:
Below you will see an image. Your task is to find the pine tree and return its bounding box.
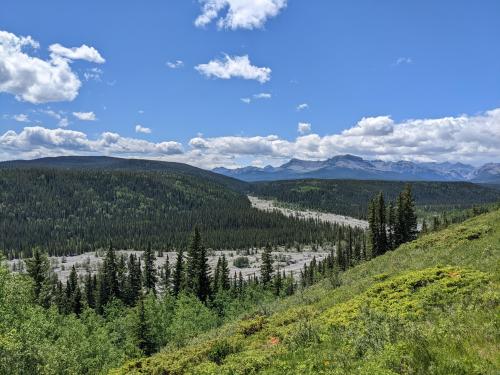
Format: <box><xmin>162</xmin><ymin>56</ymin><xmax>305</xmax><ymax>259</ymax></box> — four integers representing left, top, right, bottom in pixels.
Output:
<box><xmin>97</xmin><ymin>243</ymin><xmax>120</xmax><ymax>311</ymax></box>
<box><xmin>172</xmin><ymin>248</ymin><xmax>184</xmax><ymax>297</ymax></box>
<box><xmin>160</xmin><ymin>255</ymin><xmax>171</xmax><ymax>294</ymax></box>
<box><xmin>127</xmin><ymin>254</ymin><xmax>142</xmax><ymax>305</ymax></box>
<box><xmin>260</xmin><ymin>244</ymin><xmax>274</xmax><ymax>286</ymax></box>
<box><xmin>136</xmin><ymin>298</ymin><xmax>155</xmax><ymax>355</ymax></box>
<box><xmin>84</xmin><ymin>271</ymin><xmax>95</xmax><ymax>308</ymax></box>
<box><xmin>377</xmin><ymin>192</ymin><xmax>388</xmax><ymax>254</ymax></box>
<box><xmin>196</xmin><ymin>245</ymin><xmax>211</xmax><ymax>303</ymax></box>
<box><xmin>219</xmin><ymin>254</ymin><xmax>230</xmax><ymax>291</ymax></box>
<box><xmin>273</xmin><ymin>267</ymin><xmax>282</xmax><ymax>296</ymax></box>
<box><xmin>212</xmin><ymin>257</ymin><xmax>221</xmax><ymax>293</ymax></box>
<box><xmin>143</xmin><ymin>243</ymin><xmax>157</xmax><ymax>294</ymax></box>
<box><xmin>25</xmin><ymin>248</ymin><xmax>50</xmax><ymax>303</ymax></box>
<box><xmin>402</xmin><ymin>184</ymin><xmax>418</xmax><ymax>242</ymax></box>
<box><xmin>186</xmin><ymin>227</ymin><xmax>202</xmax><ymax>294</ymax></box>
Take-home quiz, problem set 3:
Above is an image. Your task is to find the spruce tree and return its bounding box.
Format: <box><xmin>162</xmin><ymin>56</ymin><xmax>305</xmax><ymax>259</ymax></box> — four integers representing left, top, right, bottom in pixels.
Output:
<box><xmin>161</xmin><ymin>255</ymin><xmax>171</xmax><ymax>294</ymax></box>
<box><xmin>127</xmin><ymin>254</ymin><xmax>142</xmax><ymax>306</ymax></box>
<box><xmin>219</xmin><ymin>254</ymin><xmax>230</xmax><ymax>291</ymax></box>
<box><xmin>196</xmin><ymin>245</ymin><xmax>211</xmax><ymax>303</ymax></box>
<box><xmin>143</xmin><ymin>243</ymin><xmax>157</xmax><ymax>294</ymax></box>
<box><xmin>172</xmin><ymin>248</ymin><xmax>184</xmax><ymax>297</ymax></box>
<box><xmin>260</xmin><ymin>244</ymin><xmax>274</xmax><ymax>286</ymax></box>
<box><xmin>136</xmin><ymin>298</ymin><xmax>155</xmax><ymax>355</ymax></box>
<box><xmin>25</xmin><ymin>248</ymin><xmax>50</xmax><ymax>303</ymax></box>
<box><xmin>186</xmin><ymin>227</ymin><xmax>202</xmax><ymax>294</ymax></box>
<box><xmin>84</xmin><ymin>271</ymin><xmax>95</xmax><ymax>308</ymax></box>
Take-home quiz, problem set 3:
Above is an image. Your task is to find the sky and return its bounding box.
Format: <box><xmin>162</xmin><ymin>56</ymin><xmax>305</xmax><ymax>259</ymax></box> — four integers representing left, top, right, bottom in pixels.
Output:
<box><xmin>0</xmin><ymin>0</ymin><xmax>499</xmax><ymax>168</ymax></box>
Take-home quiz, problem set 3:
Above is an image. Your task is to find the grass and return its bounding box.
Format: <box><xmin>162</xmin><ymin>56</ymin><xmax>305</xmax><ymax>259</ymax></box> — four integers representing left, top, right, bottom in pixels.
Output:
<box><xmin>112</xmin><ymin>209</ymin><xmax>500</xmax><ymax>374</ymax></box>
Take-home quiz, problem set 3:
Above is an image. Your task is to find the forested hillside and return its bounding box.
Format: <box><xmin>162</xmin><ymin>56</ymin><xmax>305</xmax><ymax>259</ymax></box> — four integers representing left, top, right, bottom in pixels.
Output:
<box><xmin>114</xmin><ymin>208</ymin><xmax>500</xmax><ymax>375</ymax></box>
<box><xmin>0</xmin><ymin>168</ymin><xmax>339</xmax><ymax>258</ymax></box>
<box><xmin>250</xmin><ymin>179</ymin><xmax>500</xmax><ymax>218</ymax></box>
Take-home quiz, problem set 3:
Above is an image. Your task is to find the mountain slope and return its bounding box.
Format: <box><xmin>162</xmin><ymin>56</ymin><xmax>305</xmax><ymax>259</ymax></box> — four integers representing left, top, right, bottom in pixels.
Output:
<box><xmin>113</xmin><ymin>211</ymin><xmax>500</xmax><ymax>374</ymax></box>
<box><xmin>113</xmin><ymin>209</ymin><xmax>500</xmax><ymax>374</ymax></box>
<box><xmin>0</xmin><ymin>165</ymin><xmax>338</xmax><ymax>257</ymax></box>
<box><xmin>250</xmin><ymin>179</ymin><xmax>500</xmax><ymax>218</ymax></box>
<box><xmin>214</xmin><ymin>154</ymin><xmax>500</xmax><ymax>183</ymax></box>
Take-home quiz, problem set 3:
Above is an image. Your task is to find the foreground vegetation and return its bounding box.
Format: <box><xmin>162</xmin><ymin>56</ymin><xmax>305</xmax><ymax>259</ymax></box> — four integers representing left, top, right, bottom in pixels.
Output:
<box><xmin>250</xmin><ymin>179</ymin><xmax>500</xmax><ymax>218</ymax></box>
<box><xmin>114</xmin><ymin>208</ymin><xmax>500</xmax><ymax>374</ymax></box>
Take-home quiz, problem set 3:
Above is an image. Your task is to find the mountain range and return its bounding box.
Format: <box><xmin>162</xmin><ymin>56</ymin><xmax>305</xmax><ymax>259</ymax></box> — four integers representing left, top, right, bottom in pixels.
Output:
<box><xmin>213</xmin><ymin>154</ymin><xmax>500</xmax><ymax>183</ymax></box>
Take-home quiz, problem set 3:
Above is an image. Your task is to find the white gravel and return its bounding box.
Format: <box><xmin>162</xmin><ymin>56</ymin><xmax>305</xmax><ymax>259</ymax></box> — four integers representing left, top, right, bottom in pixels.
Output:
<box><xmin>248</xmin><ymin>195</ymin><xmax>369</xmax><ymax>229</ymax></box>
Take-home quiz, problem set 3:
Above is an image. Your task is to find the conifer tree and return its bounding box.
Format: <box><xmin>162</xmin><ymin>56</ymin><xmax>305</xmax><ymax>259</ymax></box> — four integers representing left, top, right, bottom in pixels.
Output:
<box><xmin>387</xmin><ymin>202</ymin><xmax>396</xmax><ymax>250</ymax></box>
<box><xmin>160</xmin><ymin>255</ymin><xmax>171</xmax><ymax>294</ymax></box>
<box><xmin>186</xmin><ymin>227</ymin><xmax>202</xmax><ymax>294</ymax></box>
<box><xmin>136</xmin><ymin>298</ymin><xmax>155</xmax><ymax>355</ymax></box>
<box><xmin>196</xmin><ymin>244</ymin><xmax>211</xmax><ymax>303</ymax></box>
<box><xmin>172</xmin><ymin>248</ymin><xmax>184</xmax><ymax>297</ymax></box>
<box><xmin>212</xmin><ymin>257</ymin><xmax>221</xmax><ymax>293</ymax></box>
<box><xmin>219</xmin><ymin>254</ymin><xmax>230</xmax><ymax>291</ymax></box>
<box><xmin>127</xmin><ymin>254</ymin><xmax>142</xmax><ymax>305</ymax></box>
<box><xmin>143</xmin><ymin>243</ymin><xmax>157</xmax><ymax>294</ymax></box>
<box><xmin>25</xmin><ymin>248</ymin><xmax>50</xmax><ymax>303</ymax></box>
<box><xmin>273</xmin><ymin>267</ymin><xmax>282</xmax><ymax>296</ymax></box>
<box><xmin>84</xmin><ymin>271</ymin><xmax>95</xmax><ymax>308</ymax></box>
<box><xmin>260</xmin><ymin>244</ymin><xmax>274</xmax><ymax>286</ymax></box>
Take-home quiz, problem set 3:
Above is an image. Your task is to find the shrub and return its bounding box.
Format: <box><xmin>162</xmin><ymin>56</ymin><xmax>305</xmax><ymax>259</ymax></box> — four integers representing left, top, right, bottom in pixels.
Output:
<box><xmin>233</xmin><ymin>256</ymin><xmax>250</xmax><ymax>268</ymax></box>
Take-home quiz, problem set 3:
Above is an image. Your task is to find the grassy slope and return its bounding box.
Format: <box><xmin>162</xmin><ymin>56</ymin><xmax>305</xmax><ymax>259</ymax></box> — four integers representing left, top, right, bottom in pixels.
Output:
<box><xmin>113</xmin><ymin>209</ymin><xmax>500</xmax><ymax>375</ymax></box>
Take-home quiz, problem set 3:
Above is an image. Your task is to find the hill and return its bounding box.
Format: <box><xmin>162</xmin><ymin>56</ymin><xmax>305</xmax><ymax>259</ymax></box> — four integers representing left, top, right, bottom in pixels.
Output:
<box><xmin>249</xmin><ymin>179</ymin><xmax>500</xmax><ymax>218</ymax></box>
<box><xmin>0</xmin><ymin>165</ymin><xmax>338</xmax><ymax>257</ymax></box>
<box><xmin>114</xmin><ymin>208</ymin><xmax>500</xmax><ymax>374</ymax></box>
<box><xmin>0</xmin><ymin>156</ymin><xmax>248</xmax><ymax>192</ymax></box>
<box><xmin>214</xmin><ymin>154</ymin><xmax>500</xmax><ymax>183</ymax></box>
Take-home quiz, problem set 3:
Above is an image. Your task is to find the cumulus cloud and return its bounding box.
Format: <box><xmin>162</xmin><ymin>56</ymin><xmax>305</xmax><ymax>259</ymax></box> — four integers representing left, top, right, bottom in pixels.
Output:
<box><xmin>297</xmin><ymin>122</ymin><xmax>311</xmax><ymax>134</ymax></box>
<box><xmin>0</xmin><ymin>30</ymin><xmax>104</xmax><ymax>104</ymax></box>
<box><xmin>0</xmin><ymin>126</ymin><xmax>182</xmax><ymax>160</ymax></box>
<box><xmin>49</xmin><ymin>43</ymin><xmax>105</xmax><ymax>64</ymax></box>
<box><xmin>166</xmin><ymin>60</ymin><xmax>184</xmax><ymax>69</ymax></box>
<box><xmin>186</xmin><ymin>109</ymin><xmax>500</xmax><ymax>166</ymax></box>
<box><xmin>73</xmin><ymin>111</ymin><xmax>96</xmax><ymax>121</ymax></box>
<box><xmin>135</xmin><ymin>125</ymin><xmax>152</xmax><ymax>134</ymax></box>
<box><xmin>195</xmin><ymin>0</ymin><xmax>287</xmax><ymax>30</ymax></box>
<box><xmin>297</xmin><ymin>103</ymin><xmax>309</xmax><ymax>111</ymax></box>
<box><xmin>195</xmin><ymin>55</ymin><xmax>271</xmax><ymax>83</ymax></box>
<box><xmin>241</xmin><ymin>97</ymin><xmax>251</xmax><ymax>104</ymax></box>
<box><xmin>1</xmin><ymin>109</ymin><xmax>499</xmax><ymax>168</ymax></box>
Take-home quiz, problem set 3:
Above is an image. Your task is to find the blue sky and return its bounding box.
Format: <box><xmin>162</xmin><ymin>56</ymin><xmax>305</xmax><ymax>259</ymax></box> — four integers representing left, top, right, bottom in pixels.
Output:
<box><xmin>1</xmin><ymin>0</ymin><xmax>499</xmax><ymax>167</ymax></box>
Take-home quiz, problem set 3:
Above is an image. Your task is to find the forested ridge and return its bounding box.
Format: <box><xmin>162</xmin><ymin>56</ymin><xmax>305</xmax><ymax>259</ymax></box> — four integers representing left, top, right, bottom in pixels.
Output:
<box><xmin>249</xmin><ymin>179</ymin><xmax>500</xmax><ymax>218</ymax></box>
<box><xmin>0</xmin><ymin>167</ymin><xmax>340</xmax><ymax>257</ymax></box>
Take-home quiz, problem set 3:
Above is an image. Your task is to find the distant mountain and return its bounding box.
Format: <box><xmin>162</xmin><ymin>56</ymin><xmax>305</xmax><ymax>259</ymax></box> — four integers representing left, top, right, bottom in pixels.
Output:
<box><xmin>213</xmin><ymin>154</ymin><xmax>500</xmax><ymax>183</ymax></box>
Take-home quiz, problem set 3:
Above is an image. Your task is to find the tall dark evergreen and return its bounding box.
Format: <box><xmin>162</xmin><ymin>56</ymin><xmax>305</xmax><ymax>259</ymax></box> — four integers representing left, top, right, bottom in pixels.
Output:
<box><xmin>260</xmin><ymin>244</ymin><xmax>274</xmax><ymax>286</ymax></box>
<box><xmin>136</xmin><ymin>298</ymin><xmax>155</xmax><ymax>356</ymax></box>
<box><xmin>196</xmin><ymin>245</ymin><xmax>211</xmax><ymax>303</ymax></box>
<box><xmin>25</xmin><ymin>248</ymin><xmax>50</xmax><ymax>303</ymax></box>
<box><xmin>84</xmin><ymin>271</ymin><xmax>95</xmax><ymax>308</ymax></box>
<box><xmin>160</xmin><ymin>255</ymin><xmax>171</xmax><ymax>294</ymax></box>
<box><xmin>97</xmin><ymin>244</ymin><xmax>120</xmax><ymax>311</ymax></box>
<box><xmin>186</xmin><ymin>228</ymin><xmax>202</xmax><ymax>294</ymax></box>
<box><xmin>172</xmin><ymin>248</ymin><xmax>184</xmax><ymax>297</ymax></box>
<box><xmin>143</xmin><ymin>243</ymin><xmax>157</xmax><ymax>294</ymax></box>
<box><xmin>368</xmin><ymin>192</ymin><xmax>388</xmax><ymax>256</ymax></box>
<box><xmin>219</xmin><ymin>254</ymin><xmax>230</xmax><ymax>291</ymax></box>
<box><xmin>127</xmin><ymin>254</ymin><xmax>142</xmax><ymax>306</ymax></box>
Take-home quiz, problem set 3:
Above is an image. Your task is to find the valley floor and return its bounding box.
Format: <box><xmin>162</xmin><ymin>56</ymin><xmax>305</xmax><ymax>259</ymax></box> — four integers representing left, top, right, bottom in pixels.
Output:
<box><xmin>248</xmin><ymin>195</ymin><xmax>369</xmax><ymax>229</ymax></box>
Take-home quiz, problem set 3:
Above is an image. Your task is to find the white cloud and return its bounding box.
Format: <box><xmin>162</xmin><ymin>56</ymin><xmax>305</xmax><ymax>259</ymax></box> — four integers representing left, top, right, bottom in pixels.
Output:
<box><xmin>12</xmin><ymin>114</ymin><xmax>30</xmax><ymax>123</ymax></box>
<box><xmin>253</xmin><ymin>92</ymin><xmax>271</xmax><ymax>99</ymax></box>
<box><xmin>0</xmin><ymin>30</ymin><xmax>104</xmax><ymax>104</ymax></box>
<box><xmin>195</xmin><ymin>0</ymin><xmax>287</xmax><ymax>30</ymax></box>
<box><xmin>297</xmin><ymin>122</ymin><xmax>311</xmax><ymax>134</ymax></box>
<box><xmin>73</xmin><ymin>111</ymin><xmax>96</xmax><ymax>121</ymax></box>
<box><xmin>195</xmin><ymin>55</ymin><xmax>271</xmax><ymax>83</ymax></box>
<box><xmin>395</xmin><ymin>57</ymin><xmax>412</xmax><ymax>65</ymax></box>
<box><xmin>297</xmin><ymin>103</ymin><xmax>309</xmax><ymax>111</ymax></box>
<box><xmin>0</xmin><ymin>126</ymin><xmax>182</xmax><ymax>160</ymax></box>
<box><xmin>241</xmin><ymin>97</ymin><xmax>251</xmax><ymax>104</ymax></box>
<box><xmin>135</xmin><ymin>125</ymin><xmax>152</xmax><ymax>134</ymax></box>
<box><xmin>58</xmin><ymin>118</ymin><xmax>70</xmax><ymax>128</ymax></box>
<box><xmin>1</xmin><ymin>109</ymin><xmax>499</xmax><ymax>168</ymax></box>
<box><xmin>49</xmin><ymin>43</ymin><xmax>105</xmax><ymax>64</ymax></box>
<box><xmin>166</xmin><ymin>60</ymin><xmax>184</xmax><ymax>69</ymax></box>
